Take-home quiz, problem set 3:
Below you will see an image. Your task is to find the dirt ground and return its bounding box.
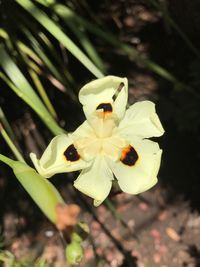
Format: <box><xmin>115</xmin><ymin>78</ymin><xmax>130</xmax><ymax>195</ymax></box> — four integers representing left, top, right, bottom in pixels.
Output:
<box><xmin>2</xmin><ymin>185</ymin><xmax>200</xmax><ymax>267</ymax></box>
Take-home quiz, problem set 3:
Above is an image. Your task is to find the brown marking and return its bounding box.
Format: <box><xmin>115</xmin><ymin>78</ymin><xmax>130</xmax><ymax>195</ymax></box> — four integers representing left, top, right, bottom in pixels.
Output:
<box><xmin>120</xmin><ymin>145</ymin><xmax>139</xmax><ymax>166</ymax></box>
<box><xmin>64</xmin><ymin>144</ymin><xmax>80</xmax><ymax>162</ymax></box>
<box><xmin>112</xmin><ymin>82</ymin><xmax>124</xmax><ymax>101</ymax></box>
<box><xmin>96</xmin><ymin>103</ymin><xmax>112</xmax><ymax>113</ymax></box>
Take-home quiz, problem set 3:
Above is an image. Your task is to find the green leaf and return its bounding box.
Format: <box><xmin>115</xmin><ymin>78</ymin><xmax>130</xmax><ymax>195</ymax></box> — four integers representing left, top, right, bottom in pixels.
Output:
<box><xmin>63</xmin><ymin>18</ymin><xmax>106</xmax><ymax>72</ymax></box>
<box><xmin>29</xmin><ymin>69</ymin><xmax>57</xmax><ymax>119</ymax></box>
<box><xmin>0</xmin><ymin>46</ymin><xmax>64</xmax><ymax>135</ymax></box>
<box><xmin>54</xmin><ymin>4</ymin><xmax>181</xmax><ymax>84</ymax></box>
<box><xmin>0</xmin><ymin>106</ymin><xmax>15</xmax><ymax>141</ymax></box>
<box><xmin>16</xmin><ymin>0</ymin><xmax>104</xmax><ymax>78</ymax></box>
<box><xmin>0</xmin><ymin>125</ymin><xmax>24</xmax><ymax>162</ymax></box>
<box><xmin>21</xmin><ymin>28</ymin><xmax>66</xmax><ymax>85</ymax></box>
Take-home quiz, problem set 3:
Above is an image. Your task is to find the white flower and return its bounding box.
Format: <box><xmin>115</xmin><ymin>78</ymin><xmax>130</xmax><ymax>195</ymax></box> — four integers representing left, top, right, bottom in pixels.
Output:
<box><xmin>30</xmin><ymin>76</ymin><xmax>164</xmax><ymax>206</ymax></box>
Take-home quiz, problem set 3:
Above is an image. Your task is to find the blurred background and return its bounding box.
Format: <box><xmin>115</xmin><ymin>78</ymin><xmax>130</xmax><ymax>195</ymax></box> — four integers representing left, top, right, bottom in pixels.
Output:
<box><xmin>0</xmin><ymin>0</ymin><xmax>200</xmax><ymax>266</ymax></box>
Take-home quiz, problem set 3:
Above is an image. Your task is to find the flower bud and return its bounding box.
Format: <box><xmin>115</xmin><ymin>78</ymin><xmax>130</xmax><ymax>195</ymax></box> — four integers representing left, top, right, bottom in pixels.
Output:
<box><xmin>12</xmin><ymin>161</ymin><xmax>64</xmax><ymax>223</ymax></box>
<box><xmin>65</xmin><ymin>241</ymin><xmax>83</xmax><ymax>266</ymax></box>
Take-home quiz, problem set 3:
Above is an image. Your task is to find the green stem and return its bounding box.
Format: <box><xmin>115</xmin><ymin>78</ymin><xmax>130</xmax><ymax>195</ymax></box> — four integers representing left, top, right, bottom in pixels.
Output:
<box><xmin>105</xmin><ymin>199</ymin><xmax>138</xmax><ymax>240</ymax></box>
<box><xmin>104</xmin><ymin>199</ymin><xmax>121</xmax><ymax>220</ymax></box>
<box><xmin>0</xmin><ymin>125</ymin><xmax>25</xmax><ymax>162</ymax></box>
<box><xmin>105</xmin><ymin>199</ymin><xmax>129</xmax><ymax>229</ymax></box>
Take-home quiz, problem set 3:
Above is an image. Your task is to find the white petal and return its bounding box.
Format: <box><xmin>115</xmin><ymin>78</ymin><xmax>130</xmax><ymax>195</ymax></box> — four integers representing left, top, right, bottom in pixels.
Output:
<box><xmin>72</xmin><ymin>120</ymin><xmax>101</xmax><ymax>161</ymax></box>
<box><xmin>102</xmin><ymin>136</ymin><xmax>127</xmax><ymax>161</ymax></box>
<box><xmin>74</xmin><ymin>155</ymin><xmax>113</xmax><ymax>206</ymax></box>
<box><xmin>79</xmin><ymin>76</ymin><xmax>128</xmax><ymax>120</ymax></box>
<box><xmin>118</xmin><ymin>101</ymin><xmax>164</xmax><ymax>139</ymax></box>
<box><xmin>108</xmin><ymin>138</ymin><xmax>162</xmax><ymax>194</ymax></box>
<box><xmin>73</xmin><ymin>120</ymin><xmax>95</xmax><ymax>140</ymax></box>
<box><xmin>30</xmin><ymin>134</ymin><xmax>89</xmax><ymax>178</ymax></box>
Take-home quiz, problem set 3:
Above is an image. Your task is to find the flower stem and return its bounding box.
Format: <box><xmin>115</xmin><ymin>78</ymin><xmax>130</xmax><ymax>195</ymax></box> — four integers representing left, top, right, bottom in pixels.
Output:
<box><xmin>0</xmin><ymin>124</ymin><xmax>25</xmax><ymax>162</ymax></box>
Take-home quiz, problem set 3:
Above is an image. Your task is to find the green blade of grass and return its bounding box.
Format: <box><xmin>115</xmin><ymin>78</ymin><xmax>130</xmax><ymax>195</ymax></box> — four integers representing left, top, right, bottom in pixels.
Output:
<box><xmin>17</xmin><ymin>39</ymin><xmax>76</xmax><ymax>98</ymax></box>
<box><xmin>29</xmin><ymin>69</ymin><xmax>57</xmax><ymax>119</ymax></box>
<box><xmin>54</xmin><ymin>4</ymin><xmax>182</xmax><ymax>85</ymax></box>
<box><xmin>0</xmin><ymin>107</ymin><xmax>15</xmax><ymax>141</ymax></box>
<box><xmin>35</xmin><ymin>0</ymin><xmax>55</xmax><ymax>6</ymax></box>
<box><xmin>17</xmin><ymin>41</ymin><xmax>42</xmax><ymax>64</ymax></box>
<box><xmin>21</xmin><ymin>27</ymin><xmax>67</xmax><ymax>86</ymax></box>
<box><xmin>65</xmin><ymin>19</ymin><xmax>106</xmax><ymax>73</ymax></box>
<box><xmin>0</xmin><ymin>47</ymin><xmax>64</xmax><ymax>135</ymax></box>
<box><xmin>38</xmin><ymin>32</ymin><xmax>76</xmax><ymax>88</ymax></box>
<box><xmin>0</xmin><ymin>124</ymin><xmax>24</xmax><ymax>162</ymax></box>
<box><xmin>16</xmin><ymin>0</ymin><xmax>104</xmax><ymax>78</ymax></box>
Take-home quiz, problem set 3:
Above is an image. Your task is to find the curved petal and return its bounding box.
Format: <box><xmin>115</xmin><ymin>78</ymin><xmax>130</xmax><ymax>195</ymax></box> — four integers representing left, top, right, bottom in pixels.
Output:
<box><xmin>79</xmin><ymin>76</ymin><xmax>128</xmax><ymax>120</ymax></box>
<box><xmin>118</xmin><ymin>101</ymin><xmax>164</xmax><ymax>139</ymax></box>
<box><xmin>74</xmin><ymin>155</ymin><xmax>113</xmax><ymax>206</ymax></box>
<box><xmin>30</xmin><ymin>134</ymin><xmax>89</xmax><ymax>178</ymax></box>
<box><xmin>72</xmin><ymin>120</ymin><xmax>101</xmax><ymax>161</ymax></box>
<box><xmin>108</xmin><ymin>138</ymin><xmax>162</xmax><ymax>194</ymax></box>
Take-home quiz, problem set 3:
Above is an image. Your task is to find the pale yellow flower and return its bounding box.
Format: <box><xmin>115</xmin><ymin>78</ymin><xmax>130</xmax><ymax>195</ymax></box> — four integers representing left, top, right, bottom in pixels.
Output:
<box><xmin>30</xmin><ymin>76</ymin><xmax>164</xmax><ymax>206</ymax></box>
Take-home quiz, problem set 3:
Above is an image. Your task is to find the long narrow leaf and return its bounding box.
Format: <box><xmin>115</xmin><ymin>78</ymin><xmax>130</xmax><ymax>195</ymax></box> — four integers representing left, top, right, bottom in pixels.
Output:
<box><xmin>22</xmin><ymin>27</ymin><xmax>67</xmax><ymax>85</ymax></box>
<box><xmin>38</xmin><ymin>32</ymin><xmax>76</xmax><ymax>88</ymax></box>
<box><xmin>16</xmin><ymin>0</ymin><xmax>104</xmax><ymax>78</ymax></box>
<box><xmin>0</xmin><ymin>125</ymin><xmax>24</xmax><ymax>162</ymax></box>
<box><xmin>66</xmin><ymin>21</ymin><xmax>106</xmax><ymax>72</ymax></box>
<box><xmin>17</xmin><ymin>41</ymin><xmax>42</xmax><ymax>64</ymax></box>
<box><xmin>54</xmin><ymin>4</ymin><xmax>182</xmax><ymax>85</ymax></box>
<box><xmin>0</xmin><ymin>107</ymin><xmax>15</xmax><ymax>141</ymax></box>
<box><xmin>17</xmin><ymin>39</ymin><xmax>76</xmax><ymax>97</ymax></box>
<box><xmin>29</xmin><ymin>69</ymin><xmax>57</xmax><ymax>119</ymax></box>
<box><xmin>0</xmin><ymin>47</ymin><xmax>64</xmax><ymax>135</ymax></box>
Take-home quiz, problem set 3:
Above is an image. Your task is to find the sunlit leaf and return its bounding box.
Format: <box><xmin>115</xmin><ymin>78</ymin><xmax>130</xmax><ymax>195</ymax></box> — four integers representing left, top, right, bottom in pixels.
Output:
<box><xmin>0</xmin><ymin>47</ymin><xmax>64</xmax><ymax>135</ymax></box>
<box><xmin>16</xmin><ymin>0</ymin><xmax>104</xmax><ymax>78</ymax></box>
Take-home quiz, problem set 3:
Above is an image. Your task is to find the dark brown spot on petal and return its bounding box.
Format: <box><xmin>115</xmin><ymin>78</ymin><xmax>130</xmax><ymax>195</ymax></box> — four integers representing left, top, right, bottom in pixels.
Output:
<box><xmin>120</xmin><ymin>145</ymin><xmax>138</xmax><ymax>166</ymax></box>
<box><xmin>96</xmin><ymin>103</ymin><xmax>112</xmax><ymax>113</ymax></box>
<box><xmin>112</xmin><ymin>82</ymin><xmax>124</xmax><ymax>101</ymax></box>
<box><xmin>64</xmin><ymin>144</ymin><xmax>80</xmax><ymax>162</ymax></box>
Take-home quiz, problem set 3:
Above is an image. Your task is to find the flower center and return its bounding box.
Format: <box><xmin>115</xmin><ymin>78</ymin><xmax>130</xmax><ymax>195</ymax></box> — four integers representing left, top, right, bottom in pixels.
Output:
<box><xmin>75</xmin><ymin>112</ymin><xmax>127</xmax><ymax>161</ymax></box>
<box><xmin>89</xmin><ymin>110</ymin><xmax>116</xmax><ymax>138</ymax></box>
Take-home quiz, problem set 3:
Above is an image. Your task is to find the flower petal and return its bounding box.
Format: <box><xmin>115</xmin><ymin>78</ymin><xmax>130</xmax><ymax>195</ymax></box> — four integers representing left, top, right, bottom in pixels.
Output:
<box><xmin>74</xmin><ymin>155</ymin><xmax>113</xmax><ymax>206</ymax></box>
<box><xmin>108</xmin><ymin>138</ymin><xmax>162</xmax><ymax>194</ymax></box>
<box><xmin>79</xmin><ymin>76</ymin><xmax>128</xmax><ymax>120</ymax></box>
<box><xmin>30</xmin><ymin>134</ymin><xmax>89</xmax><ymax>178</ymax></box>
<box><xmin>118</xmin><ymin>101</ymin><xmax>164</xmax><ymax>139</ymax></box>
<box><xmin>72</xmin><ymin>121</ymin><xmax>101</xmax><ymax>161</ymax></box>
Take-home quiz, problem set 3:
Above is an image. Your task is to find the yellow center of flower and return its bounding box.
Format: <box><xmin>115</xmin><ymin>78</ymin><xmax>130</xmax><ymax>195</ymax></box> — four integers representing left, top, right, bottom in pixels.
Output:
<box><xmin>75</xmin><ymin>111</ymin><xmax>127</xmax><ymax>161</ymax></box>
